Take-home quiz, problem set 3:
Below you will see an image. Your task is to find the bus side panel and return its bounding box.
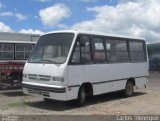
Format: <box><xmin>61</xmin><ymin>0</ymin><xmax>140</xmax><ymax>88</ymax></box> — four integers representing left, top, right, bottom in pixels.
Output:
<box><xmin>135</xmin><ymin>77</ymin><xmax>148</xmax><ymax>88</ymax></box>
<box><xmin>66</xmin><ymin>65</ymin><xmax>83</xmax><ymax>100</ymax></box>
<box><xmin>92</xmin><ymin>80</ymin><xmax>127</xmax><ymax>95</ymax></box>
<box><xmin>66</xmin><ymin>62</ymin><xmax>148</xmax><ymax>99</ymax></box>
<box><xmin>84</xmin><ymin>64</ymin><xmax>127</xmax><ymax>95</ymax></box>
<box><xmin>132</xmin><ymin>62</ymin><xmax>149</xmax><ymax>88</ymax></box>
<box><xmin>84</xmin><ymin>62</ymin><xmax>148</xmax><ymax>96</ymax></box>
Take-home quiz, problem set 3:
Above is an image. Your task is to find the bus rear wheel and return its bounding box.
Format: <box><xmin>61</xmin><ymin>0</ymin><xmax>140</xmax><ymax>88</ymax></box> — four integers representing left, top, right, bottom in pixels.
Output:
<box><xmin>77</xmin><ymin>85</ymin><xmax>86</xmax><ymax>106</ymax></box>
<box><xmin>123</xmin><ymin>80</ymin><xmax>134</xmax><ymax>97</ymax></box>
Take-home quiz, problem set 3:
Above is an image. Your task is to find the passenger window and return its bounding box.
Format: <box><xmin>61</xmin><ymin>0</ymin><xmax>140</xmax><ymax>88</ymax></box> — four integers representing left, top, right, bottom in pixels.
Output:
<box><xmin>106</xmin><ymin>39</ymin><xmax>129</xmax><ymax>63</ymax></box>
<box><xmin>80</xmin><ymin>36</ymin><xmax>91</xmax><ymax>64</ymax></box>
<box><xmin>70</xmin><ymin>41</ymin><xmax>81</xmax><ymax>64</ymax></box>
<box><xmin>129</xmin><ymin>41</ymin><xmax>146</xmax><ymax>62</ymax></box>
<box><xmin>93</xmin><ymin>38</ymin><xmax>105</xmax><ymax>63</ymax></box>
<box><xmin>129</xmin><ymin>41</ymin><xmax>143</xmax><ymax>51</ymax></box>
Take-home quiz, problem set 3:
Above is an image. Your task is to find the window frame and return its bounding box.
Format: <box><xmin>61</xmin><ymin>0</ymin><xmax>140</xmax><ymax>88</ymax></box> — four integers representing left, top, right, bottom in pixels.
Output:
<box><xmin>128</xmin><ymin>40</ymin><xmax>147</xmax><ymax>63</ymax></box>
<box><xmin>69</xmin><ymin>34</ymin><xmax>93</xmax><ymax>65</ymax></box>
<box><xmin>92</xmin><ymin>36</ymin><xmax>106</xmax><ymax>64</ymax></box>
<box><xmin>28</xmin><ymin>33</ymin><xmax>74</xmax><ymax>64</ymax></box>
<box><xmin>15</xmin><ymin>43</ymin><xmax>33</xmax><ymax>60</ymax></box>
<box><xmin>0</xmin><ymin>43</ymin><xmax>14</xmax><ymax>60</ymax></box>
<box><xmin>68</xmin><ymin>33</ymin><xmax>147</xmax><ymax>65</ymax></box>
<box><xmin>80</xmin><ymin>35</ymin><xmax>92</xmax><ymax>64</ymax></box>
<box><xmin>69</xmin><ymin>37</ymin><xmax>81</xmax><ymax>65</ymax></box>
<box><xmin>105</xmin><ymin>37</ymin><xmax>129</xmax><ymax>63</ymax></box>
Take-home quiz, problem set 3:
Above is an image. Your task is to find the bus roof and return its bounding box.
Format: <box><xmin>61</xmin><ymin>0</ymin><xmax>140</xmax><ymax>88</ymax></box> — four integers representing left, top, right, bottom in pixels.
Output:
<box><xmin>0</xmin><ymin>40</ymin><xmax>36</xmax><ymax>44</ymax></box>
<box><xmin>147</xmin><ymin>43</ymin><xmax>160</xmax><ymax>48</ymax></box>
<box><xmin>44</xmin><ymin>30</ymin><xmax>145</xmax><ymax>41</ymax></box>
<box><xmin>0</xmin><ymin>31</ymin><xmax>40</xmax><ymax>36</ymax></box>
<box><xmin>0</xmin><ymin>32</ymin><xmax>40</xmax><ymax>43</ymax></box>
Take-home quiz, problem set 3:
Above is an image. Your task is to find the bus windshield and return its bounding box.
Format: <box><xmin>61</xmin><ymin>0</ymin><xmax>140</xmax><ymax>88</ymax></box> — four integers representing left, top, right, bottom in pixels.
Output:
<box><xmin>28</xmin><ymin>33</ymin><xmax>74</xmax><ymax>64</ymax></box>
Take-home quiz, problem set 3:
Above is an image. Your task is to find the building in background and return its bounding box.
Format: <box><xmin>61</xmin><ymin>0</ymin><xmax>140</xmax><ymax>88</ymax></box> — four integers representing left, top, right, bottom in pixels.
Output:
<box><xmin>147</xmin><ymin>43</ymin><xmax>160</xmax><ymax>71</ymax></box>
<box><xmin>0</xmin><ymin>32</ymin><xmax>40</xmax><ymax>88</ymax></box>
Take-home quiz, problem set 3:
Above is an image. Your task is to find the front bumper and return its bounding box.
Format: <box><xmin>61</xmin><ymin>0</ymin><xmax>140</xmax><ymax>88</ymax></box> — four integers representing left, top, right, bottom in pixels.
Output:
<box><xmin>22</xmin><ymin>83</ymin><xmax>66</xmax><ymax>93</ymax></box>
<box><xmin>22</xmin><ymin>82</ymin><xmax>67</xmax><ymax>101</ymax></box>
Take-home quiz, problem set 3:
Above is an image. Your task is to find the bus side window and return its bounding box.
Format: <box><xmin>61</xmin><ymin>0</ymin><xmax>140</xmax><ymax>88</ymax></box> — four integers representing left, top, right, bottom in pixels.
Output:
<box><xmin>0</xmin><ymin>44</ymin><xmax>14</xmax><ymax>59</ymax></box>
<box><xmin>106</xmin><ymin>39</ymin><xmax>129</xmax><ymax>63</ymax></box>
<box><xmin>129</xmin><ymin>41</ymin><xmax>146</xmax><ymax>62</ymax></box>
<box><xmin>70</xmin><ymin>41</ymin><xmax>81</xmax><ymax>64</ymax></box>
<box><xmin>80</xmin><ymin>36</ymin><xmax>91</xmax><ymax>64</ymax></box>
<box><xmin>93</xmin><ymin>37</ymin><xmax>105</xmax><ymax>63</ymax></box>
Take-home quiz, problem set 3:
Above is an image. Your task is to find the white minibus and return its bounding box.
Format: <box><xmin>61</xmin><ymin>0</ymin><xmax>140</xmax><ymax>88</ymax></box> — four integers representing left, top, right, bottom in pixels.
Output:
<box><xmin>22</xmin><ymin>30</ymin><xmax>149</xmax><ymax>106</ymax></box>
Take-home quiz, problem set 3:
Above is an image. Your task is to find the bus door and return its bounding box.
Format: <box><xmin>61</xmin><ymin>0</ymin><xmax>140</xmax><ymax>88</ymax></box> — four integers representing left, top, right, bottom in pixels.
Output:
<box><xmin>68</xmin><ymin>39</ymin><xmax>84</xmax><ymax>89</ymax></box>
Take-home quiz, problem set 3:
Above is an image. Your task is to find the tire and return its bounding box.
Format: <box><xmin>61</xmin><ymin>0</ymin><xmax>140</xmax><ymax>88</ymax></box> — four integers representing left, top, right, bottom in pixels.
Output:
<box><xmin>77</xmin><ymin>85</ymin><xmax>86</xmax><ymax>106</ymax></box>
<box><xmin>123</xmin><ymin>81</ymin><xmax>134</xmax><ymax>97</ymax></box>
<box><xmin>43</xmin><ymin>98</ymin><xmax>53</xmax><ymax>102</ymax></box>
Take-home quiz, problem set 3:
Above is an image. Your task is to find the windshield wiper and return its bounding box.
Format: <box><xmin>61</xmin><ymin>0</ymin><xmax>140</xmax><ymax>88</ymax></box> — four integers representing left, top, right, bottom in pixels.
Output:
<box><xmin>40</xmin><ymin>59</ymin><xmax>59</xmax><ymax>64</ymax></box>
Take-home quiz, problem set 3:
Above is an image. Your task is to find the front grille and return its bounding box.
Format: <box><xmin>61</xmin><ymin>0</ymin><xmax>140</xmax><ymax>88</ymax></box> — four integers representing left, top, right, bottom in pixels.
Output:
<box><xmin>39</xmin><ymin>75</ymin><xmax>51</xmax><ymax>81</ymax></box>
<box><xmin>28</xmin><ymin>74</ymin><xmax>38</xmax><ymax>80</ymax></box>
<box><xmin>28</xmin><ymin>77</ymin><xmax>37</xmax><ymax>80</ymax></box>
<box><xmin>27</xmin><ymin>74</ymin><xmax>51</xmax><ymax>81</ymax></box>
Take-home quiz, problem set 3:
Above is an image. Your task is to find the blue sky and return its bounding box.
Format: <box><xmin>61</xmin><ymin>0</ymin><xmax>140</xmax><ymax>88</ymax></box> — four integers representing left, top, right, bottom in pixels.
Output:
<box><xmin>0</xmin><ymin>0</ymin><xmax>117</xmax><ymax>32</ymax></box>
<box><xmin>0</xmin><ymin>0</ymin><xmax>160</xmax><ymax>43</ymax></box>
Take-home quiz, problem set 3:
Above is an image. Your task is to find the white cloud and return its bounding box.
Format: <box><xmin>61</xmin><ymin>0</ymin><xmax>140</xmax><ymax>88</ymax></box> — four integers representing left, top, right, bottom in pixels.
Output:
<box><xmin>0</xmin><ymin>12</ymin><xmax>13</xmax><ymax>17</ymax></box>
<box><xmin>80</xmin><ymin>0</ymin><xmax>97</xmax><ymax>2</ymax></box>
<box><xmin>0</xmin><ymin>22</ymin><xmax>13</xmax><ymax>32</ymax></box>
<box><xmin>0</xmin><ymin>11</ymin><xmax>26</xmax><ymax>20</ymax></box>
<box><xmin>0</xmin><ymin>2</ymin><xmax>2</xmax><ymax>9</ymax></box>
<box><xmin>36</xmin><ymin>0</ymin><xmax>52</xmax><ymax>2</ymax></box>
<box><xmin>0</xmin><ymin>22</ymin><xmax>43</xmax><ymax>35</ymax></box>
<box><xmin>15</xmin><ymin>13</ymin><xmax>26</xmax><ymax>20</ymax></box>
<box><xmin>39</xmin><ymin>3</ymin><xmax>71</xmax><ymax>27</ymax></box>
<box><xmin>71</xmin><ymin>0</ymin><xmax>160</xmax><ymax>42</ymax></box>
<box><xmin>19</xmin><ymin>29</ymin><xmax>44</xmax><ymax>35</ymax></box>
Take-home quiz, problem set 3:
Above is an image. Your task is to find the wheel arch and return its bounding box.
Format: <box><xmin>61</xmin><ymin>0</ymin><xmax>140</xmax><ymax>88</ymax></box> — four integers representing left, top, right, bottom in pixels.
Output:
<box><xmin>127</xmin><ymin>77</ymin><xmax>136</xmax><ymax>86</ymax></box>
<box><xmin>78</xmin><ymin>82</ymin><xmax>93</xmax><ymax>96</ymax></box>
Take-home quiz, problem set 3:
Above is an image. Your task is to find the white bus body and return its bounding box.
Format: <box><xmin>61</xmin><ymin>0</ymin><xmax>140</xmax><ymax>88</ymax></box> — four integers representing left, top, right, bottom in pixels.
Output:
<box><xmin>22</xmin><ymin>30</ymin><xmax>148</xmax><ymax>104</ymax></box>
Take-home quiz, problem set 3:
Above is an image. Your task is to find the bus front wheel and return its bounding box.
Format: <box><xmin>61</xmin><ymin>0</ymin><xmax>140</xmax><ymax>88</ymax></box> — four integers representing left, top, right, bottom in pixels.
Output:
<box><xmin>77</xmin><ymin>85</ymin><xmax>86</xmax><ymax>106</ymax></box>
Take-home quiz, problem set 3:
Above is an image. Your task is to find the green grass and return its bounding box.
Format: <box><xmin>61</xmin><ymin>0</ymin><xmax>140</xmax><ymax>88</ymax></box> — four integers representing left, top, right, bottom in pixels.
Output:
<box><xmin>8</xmin><ymin>100</ymin><xmax>26</xmax><ymax>108</ymax></box>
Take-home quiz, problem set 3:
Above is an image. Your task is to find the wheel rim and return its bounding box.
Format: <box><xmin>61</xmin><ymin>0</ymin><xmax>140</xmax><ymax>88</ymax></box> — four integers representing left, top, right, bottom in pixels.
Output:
<box><xmin>80</xmin><ymin>88</ymin><xmax>86</xmax><ymax>102</ymax></box>
<box><xmin>126</xmin><ymin>83</ymin><xmax>133</xmax><ymax>95</ymax></box>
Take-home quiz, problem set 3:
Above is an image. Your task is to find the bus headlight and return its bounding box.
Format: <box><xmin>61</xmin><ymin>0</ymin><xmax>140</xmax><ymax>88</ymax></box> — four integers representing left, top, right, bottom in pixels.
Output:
<box><xmin>52</xmin><ymin>77</ymin><xmax>64</xmax><ymax>82</ymax></box>
<box><xmin>23</xmin><ymin>74</ymin><xmax>28</xmax><ymax>78</ymax></box>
